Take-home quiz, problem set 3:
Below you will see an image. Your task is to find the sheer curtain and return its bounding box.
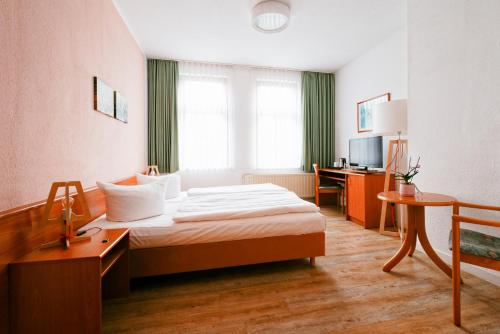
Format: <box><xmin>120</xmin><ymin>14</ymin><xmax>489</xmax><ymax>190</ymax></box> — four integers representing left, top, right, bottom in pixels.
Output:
<box><xmin>178</xmin><ymin>62</ymin><xmax>231</xmax><ymax>170</ymax></box>
<box><xmin>254</xmin><ymin>69</ymin><xmax>302</xmax><ymax>170</ymax></box>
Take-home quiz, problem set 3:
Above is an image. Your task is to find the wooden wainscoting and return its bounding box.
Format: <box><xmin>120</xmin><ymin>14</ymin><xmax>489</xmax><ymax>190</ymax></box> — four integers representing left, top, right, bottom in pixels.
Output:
<box><xmin>0</xmin><ymin>176</ymin><xmax>136</xmax><ymax>333</ymax></box>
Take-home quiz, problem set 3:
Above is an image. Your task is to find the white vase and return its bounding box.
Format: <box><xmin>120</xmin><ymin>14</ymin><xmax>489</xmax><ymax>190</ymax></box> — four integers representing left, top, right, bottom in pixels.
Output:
<box><xmin>400</xmin><ymin>183</ymin><xmax>416</xmax><ymax>196</ymax></box>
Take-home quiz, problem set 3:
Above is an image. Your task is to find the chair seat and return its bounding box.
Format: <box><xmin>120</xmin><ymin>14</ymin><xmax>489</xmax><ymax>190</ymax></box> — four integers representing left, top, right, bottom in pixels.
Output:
<box><xmin>449</xmin><ymin>228</ymin><xmax>500</xmax><ymax>261</ymax></box>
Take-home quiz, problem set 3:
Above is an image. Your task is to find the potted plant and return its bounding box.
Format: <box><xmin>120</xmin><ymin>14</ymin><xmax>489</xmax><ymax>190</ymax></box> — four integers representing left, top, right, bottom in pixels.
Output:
<box><xmin>395</xmin><ymin>157</ymin><xmax>421</xmax><ymax>196</ymax></box>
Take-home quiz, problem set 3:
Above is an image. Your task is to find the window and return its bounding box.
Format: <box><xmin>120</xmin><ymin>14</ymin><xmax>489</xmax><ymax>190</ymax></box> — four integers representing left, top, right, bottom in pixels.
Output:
<box><xmin>255</xmin><ymin>77</ymin><xmax>302</xmax><ymax>169</ymax></box>
<box><xmin>178</xmin><ymin>73</ymin><xmax>229</xmax><ymax>170</ymax></box>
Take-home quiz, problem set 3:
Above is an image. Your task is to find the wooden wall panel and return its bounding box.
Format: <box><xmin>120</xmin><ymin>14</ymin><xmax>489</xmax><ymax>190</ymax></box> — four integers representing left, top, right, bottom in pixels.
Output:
<box><xmin>0</xmin><ymin>176</ymin><xmax>136</xmax><ymax>332</ymax></box>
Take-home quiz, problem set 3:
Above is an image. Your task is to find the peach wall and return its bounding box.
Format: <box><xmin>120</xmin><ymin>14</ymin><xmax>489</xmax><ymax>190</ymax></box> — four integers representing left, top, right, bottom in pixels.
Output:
<box><xmin>0</xmin><ymin>0</ymin><xmax>147</xmax><ymax>211</ymax></box>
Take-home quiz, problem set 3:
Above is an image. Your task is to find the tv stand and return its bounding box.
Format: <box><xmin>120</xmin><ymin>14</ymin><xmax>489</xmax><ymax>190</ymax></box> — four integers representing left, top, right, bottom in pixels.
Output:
<box><xmin>318</xmin><ymin>168</ymin><xmax>394</xmax><ymax>228</ymax></box>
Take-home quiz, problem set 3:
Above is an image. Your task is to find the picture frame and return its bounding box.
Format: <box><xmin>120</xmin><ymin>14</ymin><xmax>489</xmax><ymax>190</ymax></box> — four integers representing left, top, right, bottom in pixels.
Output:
<box><xmin>114</xmin><ymin>91</ymin><xmax>128</xmax><ymax>123</ymax></box>
<box><xmin>356</xmin><ymin>92</ymin><xmax>391</xmax><ymax>133</ymax></box>
<box><xmin>93</xmin><ymin>77</ymin><xmax>115</xmax><ymax>117</ymax></box>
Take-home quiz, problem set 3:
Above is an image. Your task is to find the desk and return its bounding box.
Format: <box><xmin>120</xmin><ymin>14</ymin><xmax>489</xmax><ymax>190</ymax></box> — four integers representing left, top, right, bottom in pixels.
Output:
<box><xmin>9</xmin><ymin>228</ymin><xmax>130</xmax><ymax>334</ymax></box>
<box><xmin>377</xmin><ymin>191</ymin><xmax>456</xmax><ymax>277</ymax></box>
<box><xmin>319</xmin><ymin>168</ymin><xmax>391</xmax><ymax>228</ymax></box>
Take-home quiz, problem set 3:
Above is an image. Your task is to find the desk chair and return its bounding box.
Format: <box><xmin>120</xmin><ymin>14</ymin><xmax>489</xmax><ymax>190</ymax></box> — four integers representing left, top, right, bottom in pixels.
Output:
<box><xmin>313</xmin><ymin>163</ymin><xmax>345</xmax><ymax>210</ymax></box>
<box><xmin>451</xmin><ymin>201</ymin><xmax>500</xmax><ymax>326</ymax></box>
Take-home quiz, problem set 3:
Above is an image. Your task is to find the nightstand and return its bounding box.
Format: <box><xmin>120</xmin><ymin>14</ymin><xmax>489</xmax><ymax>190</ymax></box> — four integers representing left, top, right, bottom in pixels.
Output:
<box><xmin>9</xmin><ymin>228</ymin><xmax>129</xmax><ymax>334</ymax></box>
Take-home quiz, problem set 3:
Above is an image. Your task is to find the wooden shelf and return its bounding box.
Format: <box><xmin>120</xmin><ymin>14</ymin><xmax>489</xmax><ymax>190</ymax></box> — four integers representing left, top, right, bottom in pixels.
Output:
<box><xmin>101</xmin><ymin>247</ymin><xmax>127</xmax><ymax>277</ymax></box>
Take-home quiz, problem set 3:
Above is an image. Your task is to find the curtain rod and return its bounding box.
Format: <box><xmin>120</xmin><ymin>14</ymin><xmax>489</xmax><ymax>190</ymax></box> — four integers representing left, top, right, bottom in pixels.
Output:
<box><xmin>146</xmin><ymin>56</ymin><xmax>335</xmax><ymax>74</ymax></box>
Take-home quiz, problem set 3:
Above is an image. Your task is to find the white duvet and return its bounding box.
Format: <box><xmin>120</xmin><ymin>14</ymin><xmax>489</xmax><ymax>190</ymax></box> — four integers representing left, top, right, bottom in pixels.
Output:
<box><xmin>186</xmin><ymin>183</ymin><xmax>287</xmax><ymax>196</ymax></box>
<box><xmin>173</xmin><ymin>184</ymin><xmax>319</xmax><ymax>223</ymax></box>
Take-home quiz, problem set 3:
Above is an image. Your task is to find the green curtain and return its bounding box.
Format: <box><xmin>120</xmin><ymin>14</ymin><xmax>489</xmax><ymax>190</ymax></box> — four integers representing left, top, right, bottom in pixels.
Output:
<box><xmin>147</xmin><ymin>59</ymin><xmax>179</xmax><ymax>173</ymax></box>
<box><xmin>302</xmin><ymin>71</ymin><xmax>335</xmax><ymax>172</ymax></box>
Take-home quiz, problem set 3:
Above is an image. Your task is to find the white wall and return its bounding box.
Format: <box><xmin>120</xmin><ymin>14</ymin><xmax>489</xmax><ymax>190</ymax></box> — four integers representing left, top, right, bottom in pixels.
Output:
<box><xmin>335</xmin><ymin>30</ymin><xmax>408</xmax><ymax>161</ymax></box>
<box><xmin>408</xmin><ymin>0</ymin><xmax>500</xmax><ymax>285</ymax></box>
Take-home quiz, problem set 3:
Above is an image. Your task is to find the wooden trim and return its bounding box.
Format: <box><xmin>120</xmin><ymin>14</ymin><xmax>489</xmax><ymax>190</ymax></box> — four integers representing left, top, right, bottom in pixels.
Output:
<box><xmin>452</xmin><ymin>214</ymin><xmax>500</xmax><ymax>228</ymax></box>
<box><xmin>0</xmin><ymin>176</ymin><xmax>136</xmax><ymax>333</ymax></box>
<box><xmin>356</xmin><ymin>92</ymin><xmax>391</xmax><ymax>133</ymax></box>
<box><xmin>129</xmin><ymin>232</ymin><xmax>325</xmax><ymax>278</ymax></box>
<box><xmin>454</xmin><ymin>201</ymin><xmax>500</xmax><ymax>212</ymax></box>
<box><xmin>460</xmin><ymin>253</ymin><xmax>500</xmax><ymax>271</ymax></box>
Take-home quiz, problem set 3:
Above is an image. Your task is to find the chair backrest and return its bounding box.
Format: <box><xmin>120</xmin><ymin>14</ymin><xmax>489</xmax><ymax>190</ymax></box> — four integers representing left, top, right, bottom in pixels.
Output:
<box><xmin>312</xmin><ymin>163</ymin><xmax>319</xmax><ymax>188</ymax></box>
<box><xmin>452</xmin><ymin>201</ymin><xmax>500</xmax><ymax>271</ymax></box>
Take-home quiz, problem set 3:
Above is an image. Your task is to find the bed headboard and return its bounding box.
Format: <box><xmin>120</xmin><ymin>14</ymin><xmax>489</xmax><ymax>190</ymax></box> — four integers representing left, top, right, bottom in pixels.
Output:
<box><xmin>0</xmin><ymin>176</ymin><xmax>137</xmax><ymax>332</ymax></box>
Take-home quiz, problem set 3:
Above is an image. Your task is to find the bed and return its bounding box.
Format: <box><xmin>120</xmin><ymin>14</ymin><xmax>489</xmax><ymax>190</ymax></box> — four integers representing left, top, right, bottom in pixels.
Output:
<box><xmin>83</xmin><ymin>183</ymin><xmax>326</xmax><ymax>278</ymax></box>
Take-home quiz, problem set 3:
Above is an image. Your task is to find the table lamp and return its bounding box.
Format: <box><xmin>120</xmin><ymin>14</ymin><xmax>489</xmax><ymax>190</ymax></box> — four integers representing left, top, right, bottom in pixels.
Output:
<box><xmin>372</xmin><ymin>99</ymin><xmax>408</xmax><ymax>237</ymax></box>
<box><xmin>146</xmin><ymin>165</ymin><xmax>160</xmax><ymax>176</ymax></box>
<box><xmin>40</xmin><ymin>181</ymin><xmax>92</xmax><ymax>249</ymax></box>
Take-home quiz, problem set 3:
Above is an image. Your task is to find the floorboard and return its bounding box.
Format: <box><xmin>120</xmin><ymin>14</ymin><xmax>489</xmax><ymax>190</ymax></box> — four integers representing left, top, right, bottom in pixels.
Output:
<box><xmin>102</xmin><ymin>206</ymin><xmax>500</xmax><ymax>333</ymax></box>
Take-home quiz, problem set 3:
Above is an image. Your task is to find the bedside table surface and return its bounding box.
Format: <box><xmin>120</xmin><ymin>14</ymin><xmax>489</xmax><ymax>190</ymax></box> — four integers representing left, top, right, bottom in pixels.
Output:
<box><xmin>11</xmin><ymin>228</ymin><xmax>129</xmax><ymax>264</ymax></box>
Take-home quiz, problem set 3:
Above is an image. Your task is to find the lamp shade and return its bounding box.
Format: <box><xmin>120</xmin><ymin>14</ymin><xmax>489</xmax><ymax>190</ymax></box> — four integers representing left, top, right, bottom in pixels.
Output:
<box><xmin>372</xmin><ymin>99</ymin><xmax>407</xmax><ymax>135</ymax></box>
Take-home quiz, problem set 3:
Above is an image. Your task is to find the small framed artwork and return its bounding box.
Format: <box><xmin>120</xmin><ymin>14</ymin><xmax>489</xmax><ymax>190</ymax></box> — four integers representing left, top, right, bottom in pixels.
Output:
<box><xmin>357</xmin><ymin>92</ymin><xmax>391</xmax><ymax>133</ymax></box>
<box><xmin>93</xmin><ymin>77</ymin><xmax>114</xmax><ymax>117</ymax></box>
<box><xmin>114</xmin><ymin>91</ymin><xmax>128</xmax><ymax>123</ymax></box>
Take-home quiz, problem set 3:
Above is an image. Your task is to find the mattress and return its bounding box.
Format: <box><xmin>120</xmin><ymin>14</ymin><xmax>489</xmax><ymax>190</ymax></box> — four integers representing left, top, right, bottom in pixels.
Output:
<box><xmin>82</xmin><ymin>192</ymin><xmax>325</xmax><ymax>250</ymax></box>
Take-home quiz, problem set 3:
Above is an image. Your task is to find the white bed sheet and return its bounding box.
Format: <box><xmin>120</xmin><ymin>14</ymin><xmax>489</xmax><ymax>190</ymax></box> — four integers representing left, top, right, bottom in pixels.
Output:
<box><xmin>83</xmin><ymin>192</ymin><xmax>325</xmax><ymax>250</ymax></box>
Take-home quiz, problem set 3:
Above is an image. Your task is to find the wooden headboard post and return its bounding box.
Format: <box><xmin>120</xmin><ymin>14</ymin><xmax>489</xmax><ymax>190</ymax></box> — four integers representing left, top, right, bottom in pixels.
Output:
<box><xmin>0</xmin><ymin>176</ymin><xmax>136</xmax><ymax>332</ymax></box>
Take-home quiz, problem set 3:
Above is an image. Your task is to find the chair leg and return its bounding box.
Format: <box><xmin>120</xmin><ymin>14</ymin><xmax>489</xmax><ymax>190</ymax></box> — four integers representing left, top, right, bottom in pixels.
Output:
<box><xmin>453</xmin><ymin>263</ymin><xmax>461</xmax><ymax>326</ymax></box>
<box><xmin>452</xmin><ymin>222</ymin><xmax>461</xmax><ymax>326</ymax></box>
<box><xmin>315</xmin><ymin>192</ymin><xmax>319</xmax><ymax>207</ymax></box>
<box><xmin>341</xmin><ymin>190</ymin><xmax>345</xmax><ymax>213</ymax></box>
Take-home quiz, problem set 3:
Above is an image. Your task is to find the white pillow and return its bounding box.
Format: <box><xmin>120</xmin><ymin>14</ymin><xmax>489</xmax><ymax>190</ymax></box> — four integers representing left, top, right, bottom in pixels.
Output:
<box><xmin>136</xmin><ymin>173</ymin><xmax>181</xmax><ymax>200</ymax></box>
<box><xmin>97</xmin><ymin>181</ymin><xmax>165</xmax><ymax>222</ymax></box>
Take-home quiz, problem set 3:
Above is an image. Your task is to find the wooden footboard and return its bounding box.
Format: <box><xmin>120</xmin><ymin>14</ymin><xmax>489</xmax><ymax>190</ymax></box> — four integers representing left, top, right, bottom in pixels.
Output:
<box><xmin>130</xmin><ymin>232</ymin><xmax>325</xmax><ymax>278</ymax></box>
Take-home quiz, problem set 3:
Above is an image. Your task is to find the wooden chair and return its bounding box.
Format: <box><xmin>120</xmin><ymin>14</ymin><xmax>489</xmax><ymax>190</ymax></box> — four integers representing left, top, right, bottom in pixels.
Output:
<box><xmin>451</xmin><ymin>201</ymin><xmax>500</xmax><ymax>326</ymax></box>
<box><xmin>312</xmin><ymin>163</ymin><xmax>344</xmax><ymax>210</ymax></box>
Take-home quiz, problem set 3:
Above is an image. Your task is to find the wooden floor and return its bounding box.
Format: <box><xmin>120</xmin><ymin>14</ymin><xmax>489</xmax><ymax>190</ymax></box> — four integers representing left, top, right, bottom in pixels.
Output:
<box><xmin>102</xmin><ymin>206</ymin><xmax>500</xmax><ymax>333</ymax></box>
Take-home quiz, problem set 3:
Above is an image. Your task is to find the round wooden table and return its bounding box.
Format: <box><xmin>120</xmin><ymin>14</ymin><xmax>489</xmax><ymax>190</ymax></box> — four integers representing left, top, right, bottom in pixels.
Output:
<box><xmin>377</xmin><ymin>191</ymin><xmax>457</xmax><ymax>277</ymax></box>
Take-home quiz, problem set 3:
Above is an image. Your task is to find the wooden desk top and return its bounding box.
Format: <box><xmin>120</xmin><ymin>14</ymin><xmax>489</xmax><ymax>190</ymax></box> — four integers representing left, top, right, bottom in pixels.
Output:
<box><xmin>319</xmin><ymin>168</ymin><xmax>386</xmax><ymax>175</ymax></box>
<box><xmin>11</xmin><ymin>228</ymin><xmax>129</xmax><ymax>264</ymax></box>
<box><xmin>378</xmin><ymin>191</ymin><xmax>457</xmax><ymax>207</ymax></box>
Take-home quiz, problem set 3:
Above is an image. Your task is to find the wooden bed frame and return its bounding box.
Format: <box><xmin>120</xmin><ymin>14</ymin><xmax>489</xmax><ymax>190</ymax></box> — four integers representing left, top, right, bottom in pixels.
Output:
<box><xmin>0</xmin><ymin>175</ymin><xmax>325</xmax><ymax>328</ymax></box>
<box><xmin>130</xmin><ymin>232</ymin><xmax>324</xmax><ymax>278</ymax></box>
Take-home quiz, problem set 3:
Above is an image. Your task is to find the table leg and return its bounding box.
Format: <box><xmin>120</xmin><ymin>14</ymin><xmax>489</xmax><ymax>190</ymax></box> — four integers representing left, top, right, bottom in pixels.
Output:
<box><xmin>383</xmin><ymin>205</ymin><xmax>417</xmax><ymax>272</ymax></box>
<box><xmin>408</xmin><ymin>226</ymin><xmax>417</xmax><ymax>257</ymax></box>
<box><xmin>414</xmin><ymin>206</ymin><xmax>452</xmax><ymax>278</ymax></box>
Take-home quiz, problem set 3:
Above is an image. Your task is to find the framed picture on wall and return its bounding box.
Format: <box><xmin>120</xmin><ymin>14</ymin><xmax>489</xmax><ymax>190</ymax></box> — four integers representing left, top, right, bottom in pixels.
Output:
<box><xmin>114</xmin><ymin>91</ymin><xmax>128</xmax><ymax>123</ymax></box>
<box><xmin>93</xmin><ymin>77</ymin><xmax>114</xmax><ymax>117</ymax></box>
<box><xmin>356</xmin><ymin>92</ymin><xmax>391</xmax><ymax>133</ymax></box>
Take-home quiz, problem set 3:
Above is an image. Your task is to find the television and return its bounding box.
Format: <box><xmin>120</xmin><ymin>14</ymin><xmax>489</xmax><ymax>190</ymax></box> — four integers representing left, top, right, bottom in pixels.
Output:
<box><xmin>349</xmin><ymin>136</ymin><xmax>383</xmax><ymax>168</ymax></box>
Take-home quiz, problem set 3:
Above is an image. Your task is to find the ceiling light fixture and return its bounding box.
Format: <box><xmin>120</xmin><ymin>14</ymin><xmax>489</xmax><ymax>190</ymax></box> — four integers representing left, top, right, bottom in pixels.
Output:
<box><xmin>252</xmin><ymin>1</ymin><xmax>290</xmax><ymax>33</ymax></box>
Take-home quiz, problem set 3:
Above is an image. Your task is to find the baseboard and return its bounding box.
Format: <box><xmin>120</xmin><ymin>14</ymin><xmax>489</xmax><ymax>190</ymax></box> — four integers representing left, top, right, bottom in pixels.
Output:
<box><xmin>429</xmin><ymin>248</ymin><xmax>500</xmax><ymax>286</ymax></box>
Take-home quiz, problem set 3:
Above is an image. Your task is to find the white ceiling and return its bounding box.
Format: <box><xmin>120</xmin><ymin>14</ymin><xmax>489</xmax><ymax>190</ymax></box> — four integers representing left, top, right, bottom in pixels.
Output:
<box><xmin>113</xmin><ymin>0</ymin><xmax>404</xmax><ymax>72</ymax></box>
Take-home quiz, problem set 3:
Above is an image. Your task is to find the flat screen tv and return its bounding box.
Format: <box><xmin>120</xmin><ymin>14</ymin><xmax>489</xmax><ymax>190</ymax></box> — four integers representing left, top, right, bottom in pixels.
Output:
<box><xmin>349</xmin><ymin>136</ymin><xmax>383</xmax><ymax>168</ymax></box>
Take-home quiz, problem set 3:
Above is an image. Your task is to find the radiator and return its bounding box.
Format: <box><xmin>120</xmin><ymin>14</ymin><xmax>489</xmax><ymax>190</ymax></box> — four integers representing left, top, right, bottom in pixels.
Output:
<box><xmin>242</xmin><ymin>173</ymin><xmax>315</xmax><ymax>198</ymax></box>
